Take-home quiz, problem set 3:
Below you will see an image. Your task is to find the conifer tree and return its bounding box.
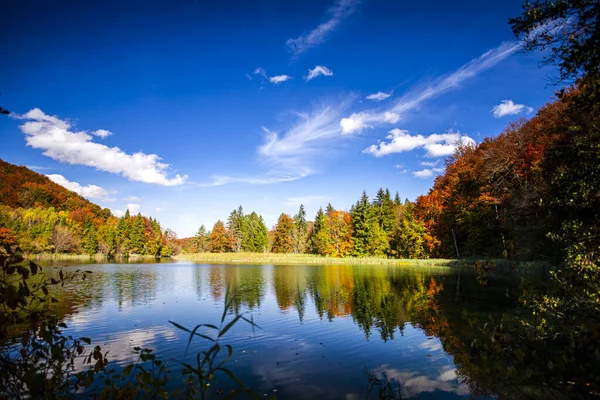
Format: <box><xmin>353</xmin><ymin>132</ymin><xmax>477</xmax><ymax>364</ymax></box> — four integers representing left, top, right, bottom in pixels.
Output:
<box><xmin>248</xmin><ymin>213</ymin><xmax>269</xmax><ymax>252</ymax></box>
<box><xmin>325</xmin><ymin>203</ymin><xmax>335</xmax><ymax>215</ymax></box>
<box><xmin>351</xmin><ymin>191</ymin><xmax>374</xmax><ymax>256</ymax></box>
<box><xmin>394</xmin><ymin>191</ymin><xmax>402</xmax><ymax>206</ymax></box>
<box><xmin>373</xmin><ymin>188</ymin><xmax>396</xmax><ymax>236</ymax></box>
<box><xmin>227</xmin><ymin>206</ymin><xmax>245</xmax><ymax>252</ymax></box>
<box><xmin>130</xmin><ymin>215</ymin><xmax>145</xmax><ymax>254</ymax></box>
<box><xmin>192</xmin><ymin>224</ymin><xmax>208</xmax><ymax>252</ymax></box>
<box><xmin>82</xmin><ymin>216</ymin><xmax>98</xmax><ymax>255</ymax></box>
<box><xmin>310</xmin><ymin>208</ymin><xmax>330</xmax><ymax>255</ymax></box>
<box><xmin>294</xmin><ymin>204</ymin><xmax>308</xmax><ymax>254</ymax></box>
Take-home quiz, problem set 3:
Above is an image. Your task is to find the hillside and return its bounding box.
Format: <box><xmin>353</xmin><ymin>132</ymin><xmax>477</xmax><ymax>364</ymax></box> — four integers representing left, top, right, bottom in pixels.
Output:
<box><xmin>0</xmin><ymin>158</ymin><xmax>101</xmax><ymax>213</ymax></box>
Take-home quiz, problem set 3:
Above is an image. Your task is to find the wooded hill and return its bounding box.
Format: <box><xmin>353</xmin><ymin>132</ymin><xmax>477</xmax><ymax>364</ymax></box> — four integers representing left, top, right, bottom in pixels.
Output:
<box><xmin>0</xmin><ymin>159</ymin><xmax>177</xmax><ymax>256</ymax></box>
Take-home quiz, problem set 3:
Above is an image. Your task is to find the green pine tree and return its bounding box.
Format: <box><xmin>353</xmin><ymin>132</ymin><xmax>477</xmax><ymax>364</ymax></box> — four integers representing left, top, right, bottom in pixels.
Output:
<box><xmin>351</xmin><ymin>191</ymin><xmax>374</xmax><ymax>256</ymax></box>
<box><xmin>294</xmin><ymin>204</ymin><xmax>308</xmax><ymax>254</ymax></box>
<box><xmin>130</xmin><ymin>215</ymin><xmax>145</xmax><ymax>254</ymax></box>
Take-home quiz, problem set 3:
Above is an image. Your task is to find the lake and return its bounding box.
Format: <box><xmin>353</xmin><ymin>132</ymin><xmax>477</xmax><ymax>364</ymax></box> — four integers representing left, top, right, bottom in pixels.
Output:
<box><xmin>44</xmin><ymin>260</ymin><xmax>543</xmax><ymax>399</ymax></box>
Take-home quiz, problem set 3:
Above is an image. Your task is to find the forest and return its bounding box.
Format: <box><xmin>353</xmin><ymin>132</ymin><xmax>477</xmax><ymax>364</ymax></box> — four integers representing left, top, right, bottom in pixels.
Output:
<box><xmin>0</xmin><ymin>159</ymin><xmax>180</xmax><ymax>257</ymax></box>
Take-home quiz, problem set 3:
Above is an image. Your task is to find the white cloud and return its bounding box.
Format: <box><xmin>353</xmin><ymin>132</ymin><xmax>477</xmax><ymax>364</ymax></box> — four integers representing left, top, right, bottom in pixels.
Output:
<box><xmin>124</xmin><ymin>196</ymin><xmax>141</xmax><ymax>201</ymax></box>
<box><xmin>363</xmin><ymin>128</ymin><xmax>476</xmax><ymax>158</ymax></box>
<box><xmin>340</xmin><ymin>112</ymin><xmax>371</xmax><ymax>134</ymax></box>
<box><xmin>91</xmin><ymin>129</ymin><xmax>112</xmax><ymax>138</ymax></box>
<box><xmin>342</xmin><ymin>41</ymin><xmax>521</xmax><ymax>134</ymax></box>
<box><xmin>413</xmin><ymin>168</ymin><xmax>445</xmax><ymax>178</ymax></box>
<box><xmin>492</xmin><ymin>100</ymin><xmax>534</xmax><ymax>118</ymax></box>
<box><xmin>366</xmin><ymin>91</ymin><xmax>392</xmax><ymax>101</ymax></box>
<box><xmin>47</xmin><ymin>174</ymin><xmax>113</xmax><ymax>201</ymax></box>
<box><xmin>155</xmin><ymin>207</ymin><xmax>165</xmax><ymax>212</ymax></box>
<box><xmin>339</xmin><ymin>111</ymin><xmax>400</xmax><ymax>135</ymax></box>
<box><xmin>383</xmin><ymin>112</ymin><xmax>400</xmax><ymax>123</ymax></box>
<box><xmin>269</xmin><ymin>75</ymin><xmax>292</xmax><ymax>84</ymax></box>
<box><xmin>112</xmin><ymin>203</ymin><xmax>141</xmax><ymax>217</ymax></box>
<box><xmin>16</xmin><ymin>108</ymin><xmax>187</xmax><ymax>186</ymax></box>
<box><xmin>282</xmin><ymin>195</ymin><xmax>327</xmax><ymax>207</ymax></box>
<box><xmin>420</xmin><ymin>160</ymin><xmax>439</xmax><ymax>167</ymax></box>
<box><xmin>305</xmin><ymin>66</ymin><xmax>334</xmax><ymax>81</ymax></box>
<box><xmin>286</xmin><ymin>0</ymin><xmax>360</xmax><ymax>57</ymax></box>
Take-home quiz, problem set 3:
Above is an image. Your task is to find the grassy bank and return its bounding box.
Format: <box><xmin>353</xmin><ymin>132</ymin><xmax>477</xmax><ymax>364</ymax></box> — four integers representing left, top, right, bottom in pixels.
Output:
<box><xmin>174</xmin><ymin>252</ymin><xmax>463</xmax><ymax>266</ymax></box>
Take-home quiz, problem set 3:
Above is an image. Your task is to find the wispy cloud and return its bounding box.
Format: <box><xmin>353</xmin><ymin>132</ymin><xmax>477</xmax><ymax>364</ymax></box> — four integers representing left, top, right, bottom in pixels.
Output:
<box><xmin>25</xmin><ymin>165</ymin><xmax>53</xmax><ymax>171</ymax></box>
<box><xmin>124</xmin><ymin>196</ymin><xmax>141</xmax><ymax>202</ymax></box>
<box><xmin>269</xmin><ymin>75</ymin><xmax>292</xmax><ymax>84</ymax></box>
<box><xmin>366</xmin><ymin>91</ymin><xmax>392</xmax><ymax>101</ymax></box>
<box><xmin>254</xmin><ymin>67</ymin><xmax>267</xmax><ymax>79</ymax></box>
<box><xmin>286</xmin><ymin>0</ymin><xmax>360</xmax><ymax>58</ymax></box>
<box><xmin>363</xmin><ymin>128</ymin><xmax>475</xmax><ymax>158</ymax></box>
<box><xmin>258</xmin><ymin>102</ymin><xmax>350</xmax><ymax>170</ymax></box>
<box><xmin>305</xmin><ymin>66</ymin><xmax>334</xmax><ymax>81</ymax></box>
<box><xmin>47</xmin><ymin>174</ymin><xmax>114</xmax><ymax>201</ymax></box>
<box><xmin>282</xmin><ymin>195</ymin><xmax>327</xmax><ymax>207</ymax></box>
<box><xmin>492</xmin><ymin>100</ymin><xmax>534</xmax><ymax>118</ymax></box>
<box><xmin>16</xmin><ymin>109</ymin><xmax>187</xmax><ymax>186</ymax></box>
<box><xmin>205</xmin><ymin>100</ymin><xmax>352</xmax><ymax>186</ymax></box>
<box><xmin>341</xmin><ymin>41</ymin><xmax>521</xmax><ymax>134</ymax></box>
<box><xmin>199</xmin><ymin>171</ymin><xmax>309</xmax><ymax>187</ymax></box>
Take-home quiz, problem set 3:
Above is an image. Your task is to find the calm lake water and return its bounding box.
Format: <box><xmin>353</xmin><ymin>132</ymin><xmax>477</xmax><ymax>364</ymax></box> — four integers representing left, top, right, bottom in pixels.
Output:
<box><xmin>44</xmin><ymin>260</ymin><xmax>545</xmax><ymax>399</ymax></box>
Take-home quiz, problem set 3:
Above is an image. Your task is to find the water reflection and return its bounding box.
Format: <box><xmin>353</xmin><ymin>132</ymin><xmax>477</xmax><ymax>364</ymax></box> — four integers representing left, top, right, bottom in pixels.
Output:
<box><xmin>44</xmin><ymin>261</ymin><xmax>539</xmax><ymax>399</ymax></box>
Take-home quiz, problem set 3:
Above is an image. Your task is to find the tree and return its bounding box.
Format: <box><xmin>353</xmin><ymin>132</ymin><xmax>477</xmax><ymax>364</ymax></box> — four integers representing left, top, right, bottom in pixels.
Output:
<box><xmin>324</xmin><ymin>210</ymin><xmax>353</xmax><ymax>257</ymax></box>
<box><xmin>310</xmin><ymin>208</ymin><xmax>330</xmax><ymax>255</ymax></box>
<box><xmin>82</xmin><ymin>216</ymin><xmax>98</xmax><ymax>256</ymax></box>
<box><xmin>227</xmin><ymin>206</ymin><xmax>245</xmax><ymax>252</ymax></box>
<box><xmin>351</xmin><ymin>191</ymin><xmax>374</xmax><ymax>257</ymax></box>
<box><xmin>325</xmin><ymin>203</ymin><xmax>335</xmax><ymax>215</ymax></box>
<box><xmin>373</xmin><ymin>188</ymin><xmax>395</xmax><ymax>237</ymax></box>
<box><xmin>509</xmin><ymin>0</ymin><xmax>600</xmax><ymax>85</ymax></box>
<box><xmin>394</xmin><ymin>191</ymin><xmax>402</xmax><ymax>206</ymax></box>
<box><xmin>272</xmin><ymin>213</ymin><xmax>294</xmax><ymax>253</ymax></box>
<box><xmin>242</xmin><ymin>212</ymin><xmax>269</xmax><ymax>252</ymax></box>
<box><xmin>192</xmin><ymin>224</ymin><xmax>208</xmax><ymax>253</ymax></box>
<box><xmin>209</xmin><ymin>220</ymin><xmax>230</xmax><ymax>253</ymax></box>
<box><xmin>293</xmin><ymin>204</ymin><xmax>308</xmax><ymax>254</ymax></box>
<box><xmin>391</xmin><ymin>211</ymin><xmax>428</xmax><ymax>259</ymax></box>
<box><xmin>367</xmin><ymin>222</ymin><xmax>389</xmax><ymax>256</ymax></box>
<box><xmin>129</xmin><ymin>215</ymin><xmax>145</xmax><ymax>254</ymax></box>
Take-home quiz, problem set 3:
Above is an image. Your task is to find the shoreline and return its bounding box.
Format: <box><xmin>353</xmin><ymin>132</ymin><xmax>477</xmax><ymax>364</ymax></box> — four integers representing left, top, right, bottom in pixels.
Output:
<box><xmin>22</xmin><ymin>252</ymin><xmax>550</xmax><ymax>269</ymax></box>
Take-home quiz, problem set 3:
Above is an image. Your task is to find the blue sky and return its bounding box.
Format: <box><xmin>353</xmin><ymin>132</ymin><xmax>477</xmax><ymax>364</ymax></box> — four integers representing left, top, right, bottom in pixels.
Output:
<box><xmin>0</xmin><ymin>0</ymin><xmax>557</xmax><ymax>237</ymax></box>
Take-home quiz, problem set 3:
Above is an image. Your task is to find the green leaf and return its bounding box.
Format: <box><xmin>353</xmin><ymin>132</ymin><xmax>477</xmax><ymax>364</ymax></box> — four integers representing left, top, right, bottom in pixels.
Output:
<box><xmin>123</xmin><ymin>364</ymin><xmax>133</xmax><ymax>377</ymax></box>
